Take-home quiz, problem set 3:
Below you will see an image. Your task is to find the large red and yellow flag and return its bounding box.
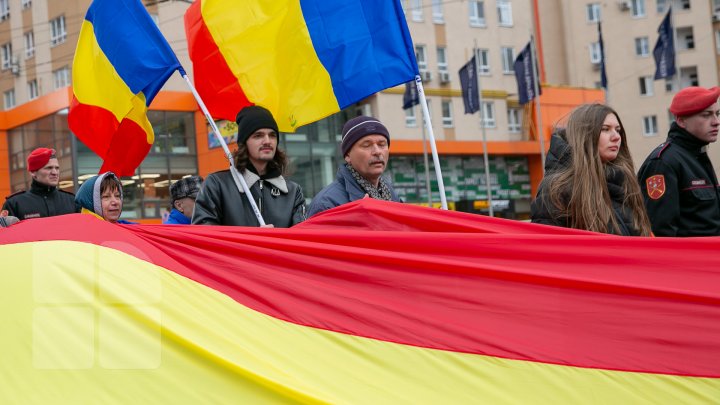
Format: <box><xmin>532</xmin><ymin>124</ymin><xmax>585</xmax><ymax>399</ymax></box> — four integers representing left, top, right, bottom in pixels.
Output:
<box><xmin>2</xmin><ymin>199</ymin><xmax>719</xmax><ymax>403</ymax></box>
<box><xmin>184</xmin><ymin>0</ymin><xmax>418</xmax><ymax>132</ymax></box>
<box><xmin>69</xmin><ymin>0</ymin><xmax>181</xmax><ymax>176</ymax></box>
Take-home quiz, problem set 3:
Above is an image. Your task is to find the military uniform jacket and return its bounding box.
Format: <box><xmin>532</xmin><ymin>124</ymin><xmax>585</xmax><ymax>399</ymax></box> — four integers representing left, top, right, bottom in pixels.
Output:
<box><xmin>637</xmin><ymin>123</ymin><xmax>720</xmax><ymax>236</ymax></box>
<box><xmin>2</xmin><ymin>180</ymin><xmax>77</xmax><ymax>220</ymax></box>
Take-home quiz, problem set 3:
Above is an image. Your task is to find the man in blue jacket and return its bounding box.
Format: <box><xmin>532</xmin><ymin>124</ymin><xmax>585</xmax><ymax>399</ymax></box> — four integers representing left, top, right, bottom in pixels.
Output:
<box><xmin>308</xmin><ymin>115</ymin><xmax>401</xmax><ymax>217</ymax></box>
<box><xmin>165</xmin><ymin>175</ymin><xmax>203</xmax><ymax>225</ymax></box>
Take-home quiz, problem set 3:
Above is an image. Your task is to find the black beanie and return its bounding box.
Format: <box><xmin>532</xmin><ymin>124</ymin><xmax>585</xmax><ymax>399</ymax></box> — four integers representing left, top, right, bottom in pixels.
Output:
<box><xmin>340</xmin><ymin>116</ymin><xmax>390</xmax><ymax>156</ymax></box>
<box><xmin>235</xmin><ymin>105</ymin><xmax>279</xmax><ymax>144</ymax></box>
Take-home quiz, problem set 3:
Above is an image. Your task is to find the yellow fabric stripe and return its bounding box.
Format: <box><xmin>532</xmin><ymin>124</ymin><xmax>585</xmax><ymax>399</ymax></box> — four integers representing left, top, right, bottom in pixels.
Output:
<box><xmin>199</xmin><ymin>0</ymin><xmax>339</xmax><ymax>131</ymax></box>
<box><xmin>3</xmin><ymin>241</ymin><xmax>718</xmax><ymax>404</ymax></box>
<box><xmin>72</xmin><ymin>21</ymin><xmax>153</xmax><ymax>143</ymax></box>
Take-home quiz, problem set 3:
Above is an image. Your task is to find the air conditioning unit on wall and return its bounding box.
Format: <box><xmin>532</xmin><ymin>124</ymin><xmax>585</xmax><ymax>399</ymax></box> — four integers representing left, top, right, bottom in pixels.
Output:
<box><xmin>619</xmin><ymin>1</ymin><xmax>631</xmax><ymax>11</ymax></box>
<box><xmin>439</xmin><ymin>71</ymin><xmax>451</xmax><ymax>83</ymax></box>
<box><xmin>420</xmin><ymin>70</ymin><xmax>432</xmax><ymax>82</ymax></box>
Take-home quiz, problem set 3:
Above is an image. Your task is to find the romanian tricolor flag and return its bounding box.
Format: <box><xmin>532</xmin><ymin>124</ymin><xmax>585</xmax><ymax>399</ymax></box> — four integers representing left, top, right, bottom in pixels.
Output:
<box><xmin>68</xmin><ymin>0</ymin><xmax>182</xmax><ymax>176</ymax></box>
<box><xmin>2</xmin><ymin>199</ymin><xmax>719</xmax><ymax>403</ymax></box>
<box><xmin>184</xmin><ymin>0</ymin><xmax>418</xmax><ymax>132</ymax></box>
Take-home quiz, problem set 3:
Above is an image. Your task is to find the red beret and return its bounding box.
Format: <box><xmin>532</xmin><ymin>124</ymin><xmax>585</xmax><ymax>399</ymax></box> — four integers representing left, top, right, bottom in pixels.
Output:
<box><xmin>27</xmin><ymin>148</ymin><xmax>56</xmax><ymax>172</ymax></box>
<box><xmin>670</xmin><ymin>86</ymin><xmax>720</xmax><ymax>117</ymax></box>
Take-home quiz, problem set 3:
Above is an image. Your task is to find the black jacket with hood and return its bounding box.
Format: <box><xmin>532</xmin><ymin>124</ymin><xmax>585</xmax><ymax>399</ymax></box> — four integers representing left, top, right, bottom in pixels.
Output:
<box><xmin>531</xmin><ymin>133</ymin><xmax>639</xmax><ymax>236</ymax></box>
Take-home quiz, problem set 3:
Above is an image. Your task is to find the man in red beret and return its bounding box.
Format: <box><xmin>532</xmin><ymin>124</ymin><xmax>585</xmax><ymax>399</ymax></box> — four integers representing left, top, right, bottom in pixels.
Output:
<box><xmin>2</xmin><ymin>147</ymin><xmax>77</xmax><ymax>220</ymax></box>
<box><xmin>637</xmin><ymin>86</ymin><xmax>720</xmax><ymax>236</ymax></box>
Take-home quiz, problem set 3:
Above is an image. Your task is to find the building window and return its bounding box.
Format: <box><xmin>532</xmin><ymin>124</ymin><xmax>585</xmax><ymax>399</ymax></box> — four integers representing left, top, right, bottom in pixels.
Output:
<box><xmin>680</xmin><ymin>66</ymin><xmax>698</xmax><ymax>87</ymax></box>
<box><xmin>0</xmin><ymin>0</ymin><xmax>9</xmax><ymax>21</ymax></box>
<box><xmin>678</xmin><ymin>0</ymin><xmax>690</xmax><ymax>9</ymax></box>
<box><xmin>586</xmin><ymin>3</ymin><xmax>601</xmax><ymax>22</ymax></box>
<box><xmin>1</xmin><ymin>42</ymin><xmax>12</xmax><ymax>70</ymax></box>
<box><xmin>665</xmin><ymin>78</ymin><xmax>675</xmax><ymax>92</ymax></box>
<box><xmin>643</xmin><ymin>115</ymin><xmax>658</xmax><ymax>136</ymax></box>
<box><xmin>714</xmin><ymin>0</ymin><xmax>720</xmax><ymax>13</ymax></box>
<box><xmin>50</xmin><ymin>16</ymin><xmax>67</xmax><ymax>46</ymax></box>
<box><xmin>24</xmin><ymin>31</ymin><xmax>34</xmax><ymax>59</ymax></box>
<box><xmin>657</xmin><ymin>0</ymin><xmax>668</xmax><ymax>12</ymax></box>
<box><xmin>415</xmin><ymin>45</ymin><xmax>428</xmax><ymax>73</ymax></box>
<box><xmin>469</xmin><ymin>0</ymin><xmax>485</xmax><ymax>27</ymax></box>
<box><xmin>631</xmin><ymin>0</ymin><xmax>646</xmax><ymax>17</ymax></box>
<box><xmin>432</xmin><ymin>0</ymin><xmax>443</xmax><ymax>23</ymax></box>
<box><xmin>27</xmin><ymin>79</ymin><xmax>39</xmax><ymax>100</ymax></box>
<box><xmin>635</xmin><ymin>36</ymin><xmax>649</xmax><ymax>56</ymax></box>
<box><xmin>508</xmin><ymin>108</ymin><xmax>522</xmax><ymax>133</ymax></box>
<box><xmin>410</xmin><ymin>0</ymin><xmax>423</xmax><ymax>22</ymax></box>
<box><xmin>676</xmin><ymin>27</ymin><xmax>694</xmax><ymax>50</ymax></box>
<box><xmin>437</xmin><ymin>46</ymin><xmax>448</xmax><ymax>73</ymax></box>
<box><xmin>716</xmin><ymin>30</ymin><xmax>720</xmax><ymax>55</ymax></box>
<box><xmin>4</xmin><ymin>89</ymin><xmax>15</xmax><ymax>109</ymax></box>
<box><xmin>497</xmin><ymin>0</ymin><xmax>513</xmax><ymax>26</ymax></box>
<box><xmin>481</xmin><ymin>101</ymin><xmax>496</xmax><ymax>128</ymax></box>
<box><xmin>441</xmin><ymin>100</ymin><xmax>453</xmax><ymax>128</ymax></box>
<box><xmin>639</xmin><ymin>76</ymin><xmax>654</xmax><ymax>96</ymax></box>
<box><xmin>405</xmin><ymin>106</ymin><xmax>417</xmax><ymax>127</ymax></box>
<box><xmin>53</xmin><ymin>66</ymin><xmax>70</xmax><ymax>89</ymax></box>
<box><xmin>589</xmin><ymin>42</ymin><xmax>601</xmax><ymax>64</ymax></box>
<box><xmin>22</xmin><ymin>0</ymin><xmax>31</xmax><ymax>9</ymax></box>
<box><xmin>501</xmin><ymin>47</ymin><xmax>514</xmax><ymax>74</ymax></box>
<box><xmin>478</xmin><ymin>49</ymin><xmax>490</xmax><ymax>74</ymax></box>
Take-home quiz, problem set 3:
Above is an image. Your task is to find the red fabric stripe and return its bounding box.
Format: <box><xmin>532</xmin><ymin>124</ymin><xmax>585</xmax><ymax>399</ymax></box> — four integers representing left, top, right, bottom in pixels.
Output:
<box><xmin>2</xmin><ymin>201</ymin><xmax>719</xmax><ymax>378</ymax></box>
<box><xmin>67</xmin><ymin>97</ymin><xmax>150</xmax><ymax>176</ymax></box>
<box><xmin>184</xmin><ymin>0</ymin><xmax>251</xmax><ymax>121</ymax></box>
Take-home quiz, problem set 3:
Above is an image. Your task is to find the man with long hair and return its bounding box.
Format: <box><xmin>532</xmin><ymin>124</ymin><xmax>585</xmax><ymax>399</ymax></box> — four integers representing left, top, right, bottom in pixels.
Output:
<box><xmin>638</xmin><ymin>86</ymin><xmax>720</xmax><ymax>236</ymax></box>
<box><xmin>193</xmin><ymin>106</ymin><xmax>306</xmax><ymax>227</ymax></box>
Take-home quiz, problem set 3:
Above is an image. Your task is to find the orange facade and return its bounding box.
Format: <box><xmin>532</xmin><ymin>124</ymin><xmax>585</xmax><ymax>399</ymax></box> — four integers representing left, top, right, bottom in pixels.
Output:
<box><xmin>0</xmin><ymin>85</ymin><xmax>603</xmax><ymax>207</ymax></box>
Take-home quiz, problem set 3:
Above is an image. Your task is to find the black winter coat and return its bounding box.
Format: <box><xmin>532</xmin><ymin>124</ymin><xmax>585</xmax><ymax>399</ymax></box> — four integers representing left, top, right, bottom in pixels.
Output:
<box><xmin>192</xmin><ymin>168</ymin><xmax>306</xmax><ymax>227</ymax></box>
<box><xmin>2</xmin><ymin>180</ymin><xmax>77</xmax><ymax>220</ymax></box>
<box><xmin>637</xmin><ymin>123</ymin><xmax>720</xmax><ymax>236</ymax></box>
<box><xmin>531</xmin><ymin>134</ymin><xmax>639</xmax><ymax>236</ymax></box>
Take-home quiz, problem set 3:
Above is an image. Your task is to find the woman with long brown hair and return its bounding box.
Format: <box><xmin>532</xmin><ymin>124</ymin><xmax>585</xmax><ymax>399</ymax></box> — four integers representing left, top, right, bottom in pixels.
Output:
<box><xmin>531</xmin><ymin>103</ymin><xmax>652</xmax><ymax>236</ymax></box>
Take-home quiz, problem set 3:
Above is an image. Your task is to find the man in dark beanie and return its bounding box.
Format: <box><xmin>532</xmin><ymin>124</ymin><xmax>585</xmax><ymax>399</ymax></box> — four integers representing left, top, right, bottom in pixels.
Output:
<box><xmin>638</xmin><ymin>86</ymin><xmax>720</xmax><ymax>236</ymax></box>
<box><xmin>2</xmin><ymin>147</ymin><xmax>77</xmax><ymax>220</ymax></box>
<box><xmin>308</xmin><ymin>115</ymin><xmax>401</xmax><ymax>217</ymax></box>
<box><xmin>165</xmin><ymin>175</ymin><xmax>203</xmax><ymax>225</ymax></box>
<box><xmin>193</xmin><ymin>105</ymin><xmax>306</xmax><ymax>227</ymax></box>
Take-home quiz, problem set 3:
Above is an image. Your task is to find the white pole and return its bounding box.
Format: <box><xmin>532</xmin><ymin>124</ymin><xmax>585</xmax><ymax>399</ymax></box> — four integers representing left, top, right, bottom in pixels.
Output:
<box><xmin>474</xmin><ymin>43</ymin><xmax>494</xmax><ymax>217</ymax></box>
<box><xmin>670</xmin><ymin>6</ymin><xmax>680</xmax><ymax>92</ymax></box>
<box><xmin>420</xmin><ymin>123</ymin><xmax>433</xmax><ymax>206</ymax></box>
<box><xmin>180</xmin><ymin>72</ymin><xmax>266</xmax><ymax>225</ymax></box>
<box><xmin>529</xmin><ymin>35</ymin><xmax>546</xmax><ymax>174</ymax></box>
<box><xmin>415</xmin><ymin>75</ymin><xmax>448</xmax><ymax>210</ymax></box>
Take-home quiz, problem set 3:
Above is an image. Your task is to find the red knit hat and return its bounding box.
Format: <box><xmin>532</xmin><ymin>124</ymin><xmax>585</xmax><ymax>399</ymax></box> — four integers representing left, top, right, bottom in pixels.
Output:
<box><xmin>669</xmin><ymin>86</ymin><xmax>720</xmax><ymax>117</ymax></box>
<box><xmin>27</xmin><ymin>148</ymin><xmax>56</xmax><ymax>172</ymax></box>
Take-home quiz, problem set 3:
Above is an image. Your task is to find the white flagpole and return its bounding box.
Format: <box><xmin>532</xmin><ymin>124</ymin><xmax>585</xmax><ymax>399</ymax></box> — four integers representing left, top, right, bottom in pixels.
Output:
<box><xmin>414</xmin><ymin>75</ymin><xmax>448</xmax><ymax>210</ymax></box>
<box><xmin>180</xmin><ymin>72</ymin><xmax>266</xmax><ymax>226</ymax></box>
<box><xmin>420</xmin><ymin>123</ymin><xmax>433</xmax><ymax>206</ymax></box>
<box><xmin>529</xmin><ymin>35</ymin><xmax>546</xmax><ymax>174</ymax></box>
<box><xmin>669</xmin><ymin>5</ymin><xmax>680</xmax><ymax>92</ymax></box>
<box><xmin>474</xmin><ymin>41</ymin><xmax>494</xmax><ymax>217</ymax></box>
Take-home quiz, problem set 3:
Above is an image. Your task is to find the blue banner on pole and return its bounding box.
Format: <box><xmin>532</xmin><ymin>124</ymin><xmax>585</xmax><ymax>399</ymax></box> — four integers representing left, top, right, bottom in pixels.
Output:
<box><xmin>598</xmin><ymin>22</ymin><xmax>608</xmax><ymax>89</ymax></box>
<box><xmin>459</xmin><ymin>56</ymin><xmax>479</xmax><ymax>114</ymax></box>
<box><xmin>513</xmin><ymin>42</ymin><xmax>540</xmax><ymax>105</ymax></box>
<box><xmin>402</xmin><ymin>81</ymin><xmax>419</xmax><ymax>110</ymax></box>
<box><xmin>653</xmin><ymin>7</ymin><xmax>675</xmax><ymax>80</ymax></box>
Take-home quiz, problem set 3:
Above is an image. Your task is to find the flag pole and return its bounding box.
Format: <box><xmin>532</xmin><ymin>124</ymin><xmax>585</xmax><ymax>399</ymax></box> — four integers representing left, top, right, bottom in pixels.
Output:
<box><xmin>474</xmin><ymin>41</ymin><xmax>494</xmax><ymax>217</ymax></box>
<box><xmin>180</xmin><ymin>70</ymin><xmax>266</xmax><ymax>226</ymax></box>
<box><xmin>670</xmin><ymin>5</ymin><xmax>680</xmax><ymax>92</ymax></box>
<box><xmin>529</xmin><ymin>34</ymin><xmax>546</xmax><ymax>174</ymax></box>
<box><xmin>415</xmin><ymin>75</ymin><xmax>448</xmax><ymax>210</ymax></box>
<box><xmin>420</xmin><ymin>123</ymin><xmax>433</xmax><ymax>206</ymax></box>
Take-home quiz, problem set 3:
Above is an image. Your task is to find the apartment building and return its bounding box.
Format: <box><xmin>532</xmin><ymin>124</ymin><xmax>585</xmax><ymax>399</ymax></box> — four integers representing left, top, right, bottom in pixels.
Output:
<box><xmin>539</xmin><ymin>0</ymin><xmax>720</xmax><ymax>172</ymax></box>
<box><xmin>0</xmin><ymin>0</ymin><xmax>598</xmax><ymax>222</ymax></box>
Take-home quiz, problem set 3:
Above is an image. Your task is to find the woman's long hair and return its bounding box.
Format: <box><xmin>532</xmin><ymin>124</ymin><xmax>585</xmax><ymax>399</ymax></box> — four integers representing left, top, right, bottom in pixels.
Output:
<box><xmin>546</xmin><ymin>103</ymin><xmax>652</xmax><ymax>235</ymax></box>
<box><xmin>232</xmin><ymin>142</ymin><xmax>288</xmax><ymax>175</ymax></box>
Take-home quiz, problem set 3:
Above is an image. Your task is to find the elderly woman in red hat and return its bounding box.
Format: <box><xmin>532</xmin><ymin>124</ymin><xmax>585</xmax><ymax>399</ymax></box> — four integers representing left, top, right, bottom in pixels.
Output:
<box><xmin>1</xmin><ymin>147</ymin><xmax>77</xmax><ymax>220</ymax></box>
<box><xmin>638</xmin><ymin>86</ymin><xmax>720</xmax><ymax>236</ymax></box>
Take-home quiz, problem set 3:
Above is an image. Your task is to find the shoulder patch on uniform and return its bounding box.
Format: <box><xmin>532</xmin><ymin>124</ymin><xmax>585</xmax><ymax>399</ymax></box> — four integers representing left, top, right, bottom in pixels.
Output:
<box><xmin>646</xmin><ymin>175</ymin><xmax>666</xmax><ymax>200</ymax></box>
<box><xmin>654</xmin><ymin>142</ymin><xmax>672</xmax><ymax>159</ymax></box>
<box><xmin>5</xmin><ymin>190</ymin><xmax>26</xmax><ymax>200</ymax></box>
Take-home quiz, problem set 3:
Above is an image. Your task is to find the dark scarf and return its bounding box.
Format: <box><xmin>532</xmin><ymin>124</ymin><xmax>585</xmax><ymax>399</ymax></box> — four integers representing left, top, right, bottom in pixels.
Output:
<box><xmin>346</xmin><ymin>163</ymin><xmax>393</xmax><ymax>201</ymax></box>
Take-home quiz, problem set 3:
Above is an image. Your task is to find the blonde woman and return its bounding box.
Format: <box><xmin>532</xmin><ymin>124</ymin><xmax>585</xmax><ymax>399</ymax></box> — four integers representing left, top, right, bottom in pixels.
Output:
<box><xmin>531</xmin><ymin>103</ymin><xmax>652</xmax><ymax>236</ymax></box>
